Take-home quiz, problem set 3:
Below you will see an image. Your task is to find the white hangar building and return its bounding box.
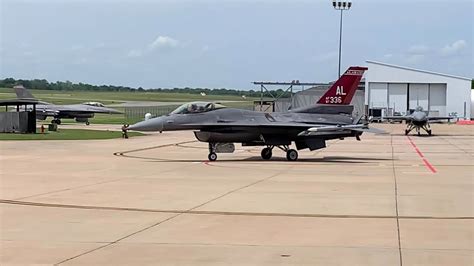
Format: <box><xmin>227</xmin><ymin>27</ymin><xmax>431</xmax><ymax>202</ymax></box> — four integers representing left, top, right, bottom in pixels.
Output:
<box><xmin>365</xmin><ymin>60</ymin><xmax>471</xmax><ymax>119</ymax></box>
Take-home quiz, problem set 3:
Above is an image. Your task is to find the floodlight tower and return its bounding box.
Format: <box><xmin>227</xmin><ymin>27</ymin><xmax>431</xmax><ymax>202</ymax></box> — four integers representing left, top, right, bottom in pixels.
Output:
<box><xmin>332</xmin><ymin>0</ymin><xmax>352</xmax><ymax>78</ymax></box>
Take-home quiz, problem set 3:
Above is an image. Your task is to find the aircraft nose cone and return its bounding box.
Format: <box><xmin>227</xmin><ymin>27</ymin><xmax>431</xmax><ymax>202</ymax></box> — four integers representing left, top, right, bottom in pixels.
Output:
<box><xmin>413</xmin><ymin>112</ymin><xmax>426</xmax><ymax>121</ymax></box>
<box><xmin>126</xmin><ymin>116</ymin><xmax>164</xmax><ymax>132</ymax></box>
<box><xmin>108</xmin><ymin>108</ymin><xmax>123</xmax><ymax>114</ymax></box>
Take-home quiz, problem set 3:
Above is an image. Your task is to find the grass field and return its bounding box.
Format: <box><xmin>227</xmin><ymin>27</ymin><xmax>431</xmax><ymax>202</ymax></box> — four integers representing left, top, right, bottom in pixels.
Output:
<box><xmin>0</xmin><ymin>129</ymin><xmax>143</xmax><ymax>141</ymax></box>
<box><xmin>0</xmin><ymin>87</ymin><xmax>257</xmax><ymax>124</ymax></box>
<box><xmin>0</xmin><ymin>88</ymin><xmax>256</xmax><ymax>105</ymax></box>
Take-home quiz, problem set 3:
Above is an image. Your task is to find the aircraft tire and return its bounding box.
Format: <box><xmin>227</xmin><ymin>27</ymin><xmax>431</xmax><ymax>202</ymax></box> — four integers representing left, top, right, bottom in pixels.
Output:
<box><xmin>428</xmin><ymin>130</ymin><xmax>432</xmax><ymax>136</ymax></box>
<box><xmin>86</xmin><ymin>121</ymin><xmax>90</xmax><ymax>125</ymax></box>
<box><xmin>208</xmin><ymin>153</ymin><xmax>217</xmax><ymax>161</ymax></box>
<box><xmin>286</xmin><ymin>149</ymin><xmax>298</xmax><ymax>161</ymax></box>
<box><xmin>261</xmin><ymin>148</ymin><xmax>272</xmax><ymax>160</ymax></box>
<box><xmin>404</xmin><ymin>130</ymin><xmax>409</xmax><ymax>135</ymax></box>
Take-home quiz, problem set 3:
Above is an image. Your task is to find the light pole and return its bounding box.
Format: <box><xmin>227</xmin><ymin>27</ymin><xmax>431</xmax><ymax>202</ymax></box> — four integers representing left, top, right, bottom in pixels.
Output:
<box><xmin>332</xmin><ymin>1</ymin><xmax>352</xmax><ymax>78</ymax></box>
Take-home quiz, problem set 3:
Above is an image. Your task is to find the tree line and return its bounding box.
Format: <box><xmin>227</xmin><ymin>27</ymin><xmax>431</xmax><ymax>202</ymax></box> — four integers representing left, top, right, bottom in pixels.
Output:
<box><xmin>0</xmin><ymin>78</ymin><xmax>292</xmax><ymax>98</ymax></box>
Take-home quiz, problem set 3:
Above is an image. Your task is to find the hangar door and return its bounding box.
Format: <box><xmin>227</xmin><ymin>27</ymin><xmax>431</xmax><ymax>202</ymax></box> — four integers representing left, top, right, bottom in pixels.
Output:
<box><xmin>388</xmin><ymin>83</ymin><xmax>407</xmax><ymax>115</ymax></box>
<box><xmin>428</xmin><ymin>84</ymin><xmax>447</xmax><ymax>116</ymax></box>
<box><xmin>408</xmin><ymin>84</ymin><xmax>429</xmax><ymax>111</ymax></box>
<box><xmin>368</xmin><ymin>83</ymin><xmax>388</xmax><ymax>108</ymax></box>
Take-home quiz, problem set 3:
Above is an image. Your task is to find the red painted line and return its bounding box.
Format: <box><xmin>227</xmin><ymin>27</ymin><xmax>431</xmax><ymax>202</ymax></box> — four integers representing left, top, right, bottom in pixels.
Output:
<box><xmin>407</xmin><ymin>136</ymin><xmax>437</xmax><ymax>173</ymax></box>
<box><xmin>422</xmin><ymin>158</ymin><xmax>437</xmax><ymax>174</ymax></box>
<box><xmin>202</xmin><ymin>161</ymin><xmax>212</xmax><ymax>166</ymax></box>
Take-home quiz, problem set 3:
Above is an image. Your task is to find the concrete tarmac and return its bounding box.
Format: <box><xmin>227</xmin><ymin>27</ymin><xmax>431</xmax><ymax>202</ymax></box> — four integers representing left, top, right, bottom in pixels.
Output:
<box><xmin>1</xmin><ymin>123</ymin><xmax>473</xmax><ymax>265</ymax></box>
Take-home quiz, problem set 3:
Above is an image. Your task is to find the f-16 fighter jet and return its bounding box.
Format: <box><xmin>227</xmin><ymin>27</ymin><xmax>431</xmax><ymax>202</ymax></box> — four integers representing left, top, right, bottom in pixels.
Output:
<box><xmin>384</xmin><ymin>106</ymin><xmax>453</xmax><ymax>136</ymax></box>
<box><xmin>14</xmin><ymin>85</ymin><xmax>121</xmax><ymax>125</ymax></box>
<box><xmin>125</xmin><ymin>66</ymin><xmax>384</xmax><ymax>161</ymax></box>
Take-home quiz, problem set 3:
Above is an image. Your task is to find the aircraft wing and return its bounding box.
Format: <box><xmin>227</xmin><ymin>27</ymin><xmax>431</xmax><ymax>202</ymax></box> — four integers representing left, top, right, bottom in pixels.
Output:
<box><xmin>184</xmin><ymin>121</ymin><xmax>328</xmax><ymax>129</ymax></box>
<box><xmin>427</xmin><ymin>116</ymin><xmax>453</xmax><ymax>121</ymax></box>
<box><xmin>184</xmin><ymin>121</ymin><xmax>387</xmax><ymax>135</ymax></box>
<box><xmin>58</xmin><ymin>104</ymin><xmax>122</xmax><ymax>114</ymax></box>
<box><xmin>383</xmin><ymin>116</ymin><xmax>409</xmax><ymax>121</ymax></box>
<box><xmin>35</xmin><ymin>105</ymin><xmax>60</xmax><ymax>116</ymax></box>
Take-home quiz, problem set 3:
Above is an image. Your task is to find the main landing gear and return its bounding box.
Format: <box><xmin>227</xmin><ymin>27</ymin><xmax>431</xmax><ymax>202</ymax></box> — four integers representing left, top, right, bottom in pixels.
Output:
<box><xmin>207</xmin><ymin>143</ymin><xmax>299</xmax><ymax>162</ymax></box>
<box><xmin>404</xmin><ymin>124</ymin><xmax>432</xmax><ymax>136</ymax></box>
<box><xmin>52</xmin><ymin>118</ymin><xmax>62</xmax><ymax>125</ymax></box>
<box><xmin>260</xmin><ymin>145</ymin><xmax>298</xmax><ymax>161</ymax></box>
<box><xmin>208</xmin><ymin>143</ymin><xmax>218</xmax><ymax>161</ymax></box>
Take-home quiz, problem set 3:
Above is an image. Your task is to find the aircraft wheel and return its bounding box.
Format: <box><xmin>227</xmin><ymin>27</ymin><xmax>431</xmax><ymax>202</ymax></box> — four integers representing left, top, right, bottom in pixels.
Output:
<box><xmin>261</xmin><ymin>148</ymin><xmax>272</xmax><ymax>160</ymax></box>
<box><xmin>286</xmin><ymin>149</ymin><xmax>298</xmax><ymax>161</ymax></box>
<box><xmin>404</xmin><ymin>130</ymin><xmax>409</xmax><ymax>135</ymax></box>
<box><xmin>417</xmin><ymin>131</ymin><xmax>421</xmax><ymax>136</ymax></box>
<box><xmin>85</xmin><ymin>121</ymin><xmax>90</xmax><ymax>125</ymax></box>
<box><xmin>208</xmin><ymin>153</ymin><xmax>217</xmax><ymax>161</ymax></box>
<box><xmin>428</xmin><ymin>130</ymin><xmax>432</xmax><ymax>136</ymax></box>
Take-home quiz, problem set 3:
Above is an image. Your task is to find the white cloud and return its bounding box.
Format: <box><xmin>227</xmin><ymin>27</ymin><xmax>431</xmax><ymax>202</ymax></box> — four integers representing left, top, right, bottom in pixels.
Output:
<box><xmin>440</xmin><ymin>40</ymin><xmax>467</xmax><ymax>56</ymax></box>
<box><xmin>127</xmin><ymin>49</ymin><xmax>143</xmax><ymax>58</ymax></box>
<box><xmin>404</xmin><ymin>54</ymin><xmax>425</xmax><ymax>64</ymax></box>
<box><xmin>126</xmin><ymin>35</ymin><xmax>181</xmax><ymax>57</ymax></box>
<box><xmin>407</xmin><ymin>45</ymin><xmax>430</xmax><ymax>55</ymax></box>
<box><xmin>148</xmin><ymin>36</ymin><xmax>179</xmax><ymax>50</ymax></box>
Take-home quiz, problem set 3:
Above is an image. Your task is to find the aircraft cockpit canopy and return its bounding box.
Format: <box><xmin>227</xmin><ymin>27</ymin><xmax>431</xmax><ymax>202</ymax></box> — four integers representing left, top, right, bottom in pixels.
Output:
<box><xmin>415</xmin><ymin>106</ymin><xmax>424</xmax><ymax>112</ymax></box>
<box><xmin>171</xmin><ymin>102</ymin><xmax>226</xmax><ymax>114</ymax></box>
<box><xmin>83</xmin><ymin>102</ymin><xmax>105</xmax><ymax>107</ymax></box>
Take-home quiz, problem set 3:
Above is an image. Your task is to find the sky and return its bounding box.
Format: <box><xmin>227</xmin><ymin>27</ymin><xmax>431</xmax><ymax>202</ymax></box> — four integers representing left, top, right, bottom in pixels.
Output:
<box><xmin>0</xmin><ymin>0</ymin><xmax>472</xmax><ymax>89</ymax></box>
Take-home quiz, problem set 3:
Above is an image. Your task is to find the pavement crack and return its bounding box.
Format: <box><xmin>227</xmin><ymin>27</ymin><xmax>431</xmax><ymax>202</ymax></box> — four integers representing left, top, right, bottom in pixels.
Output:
<box><xmin>54</xmin><ymin>213</ymin><xmax>182</xmax><ymax>265</ymax></box>
<box><xmin>391</xmin><ymin>135</ymin><xmax>403</xmax><ymax>266</ymax></box>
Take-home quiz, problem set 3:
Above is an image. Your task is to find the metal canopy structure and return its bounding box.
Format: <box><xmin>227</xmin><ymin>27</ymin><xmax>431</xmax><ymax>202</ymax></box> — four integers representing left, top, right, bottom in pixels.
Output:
<box><xmin>252</xmin><ymin>81</ymin><xmax>327</xmax><ymax>112</ymax></box>
<box><xmin>0</xmin><ymin>99</ymin><xmax>38</xmax><ymax>133</ymax></box>
<box><xmin>0</xmin><ymin>99</ymin><xmax>38</xmax><ymax>110</ymax></box>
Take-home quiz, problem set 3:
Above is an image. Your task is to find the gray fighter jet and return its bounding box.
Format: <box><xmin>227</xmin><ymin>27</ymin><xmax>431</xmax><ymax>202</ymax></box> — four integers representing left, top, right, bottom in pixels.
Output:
<box><xmin>14</xmin><ymin>85</ymin><xmax>122</xmax><ymax>125</ymax></box>
<box><xmin>125</xmin><ymin>66</ymin><xmax>384</xmax><ymax>161</ymax></box>
<box><xmin>384</xmin><ymin>106</ymin><xmax>453</xmax><ymax>136</ymax></box>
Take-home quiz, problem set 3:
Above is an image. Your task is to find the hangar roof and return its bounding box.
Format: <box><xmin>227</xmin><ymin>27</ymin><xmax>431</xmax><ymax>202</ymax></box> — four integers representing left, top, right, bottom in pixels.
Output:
<box><xmin>0</xmin><ymin>99</ymin><xmax>39</xmax><ymax>106</ymax></box>
<box><xmin>366</xmin><ymin>60</ymin><xmax>471</xmax><ymax>81</ymax></box>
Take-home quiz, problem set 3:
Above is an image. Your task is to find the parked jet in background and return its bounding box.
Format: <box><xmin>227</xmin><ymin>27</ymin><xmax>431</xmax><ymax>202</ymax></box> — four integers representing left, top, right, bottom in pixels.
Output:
<box><xmin>125</xmin><ymin>66</ymin><xmax>384</xmax><ymax>161</ymax></box>
<box><xmin>14</xmin><ymin>85</ymin><xmax>121</xmax><ymax>125</ymax></box>
<box><xmin>385</xmin><ymin>106</ymin><xmax>453</xmax><ymax>136</ymax></box>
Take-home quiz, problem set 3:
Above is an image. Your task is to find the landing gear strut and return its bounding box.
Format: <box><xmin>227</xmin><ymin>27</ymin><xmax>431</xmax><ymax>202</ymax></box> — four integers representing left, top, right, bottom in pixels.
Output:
<box><xmin>422</xmin><ymin>124</ymin><xmax>432</xmax><ymax>136</ymax></box>
<box><xmin>405</xmin><ymin>124</ymin><xmax>415</xmax><ymax>135</ymax></box>
<box><xmin>52</xmin><ymin>119</ymin><xmax>61</xmax><ymax>125</ymax></box>
<box><xmin>208</xmin><ymin>143</ymin><xmax>217</xmax><ymax>161</ymax></box>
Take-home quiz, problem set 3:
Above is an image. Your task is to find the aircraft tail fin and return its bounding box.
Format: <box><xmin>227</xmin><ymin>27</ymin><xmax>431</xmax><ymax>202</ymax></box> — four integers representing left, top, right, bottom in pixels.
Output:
<box><xmin>14</xmin><ymin>85</ymin><xmax>36</xmax><ymax>99</ymax></box>
<box><xmin>317</xmin><ymin>66</ymin><xmax>367</xmax><ymax>105</ymax></box>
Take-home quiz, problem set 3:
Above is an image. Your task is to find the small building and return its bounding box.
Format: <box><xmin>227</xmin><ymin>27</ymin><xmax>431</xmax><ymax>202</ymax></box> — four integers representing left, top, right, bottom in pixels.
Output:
<box><xmin>0</xmin><ymin>99</ymin><xmax>38</xmax><ymax>133</ymax></box>
<box><xmin>365</xmin><ymin>60</ymin><xmax>472</xmax><ymax>119</ymax></box>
